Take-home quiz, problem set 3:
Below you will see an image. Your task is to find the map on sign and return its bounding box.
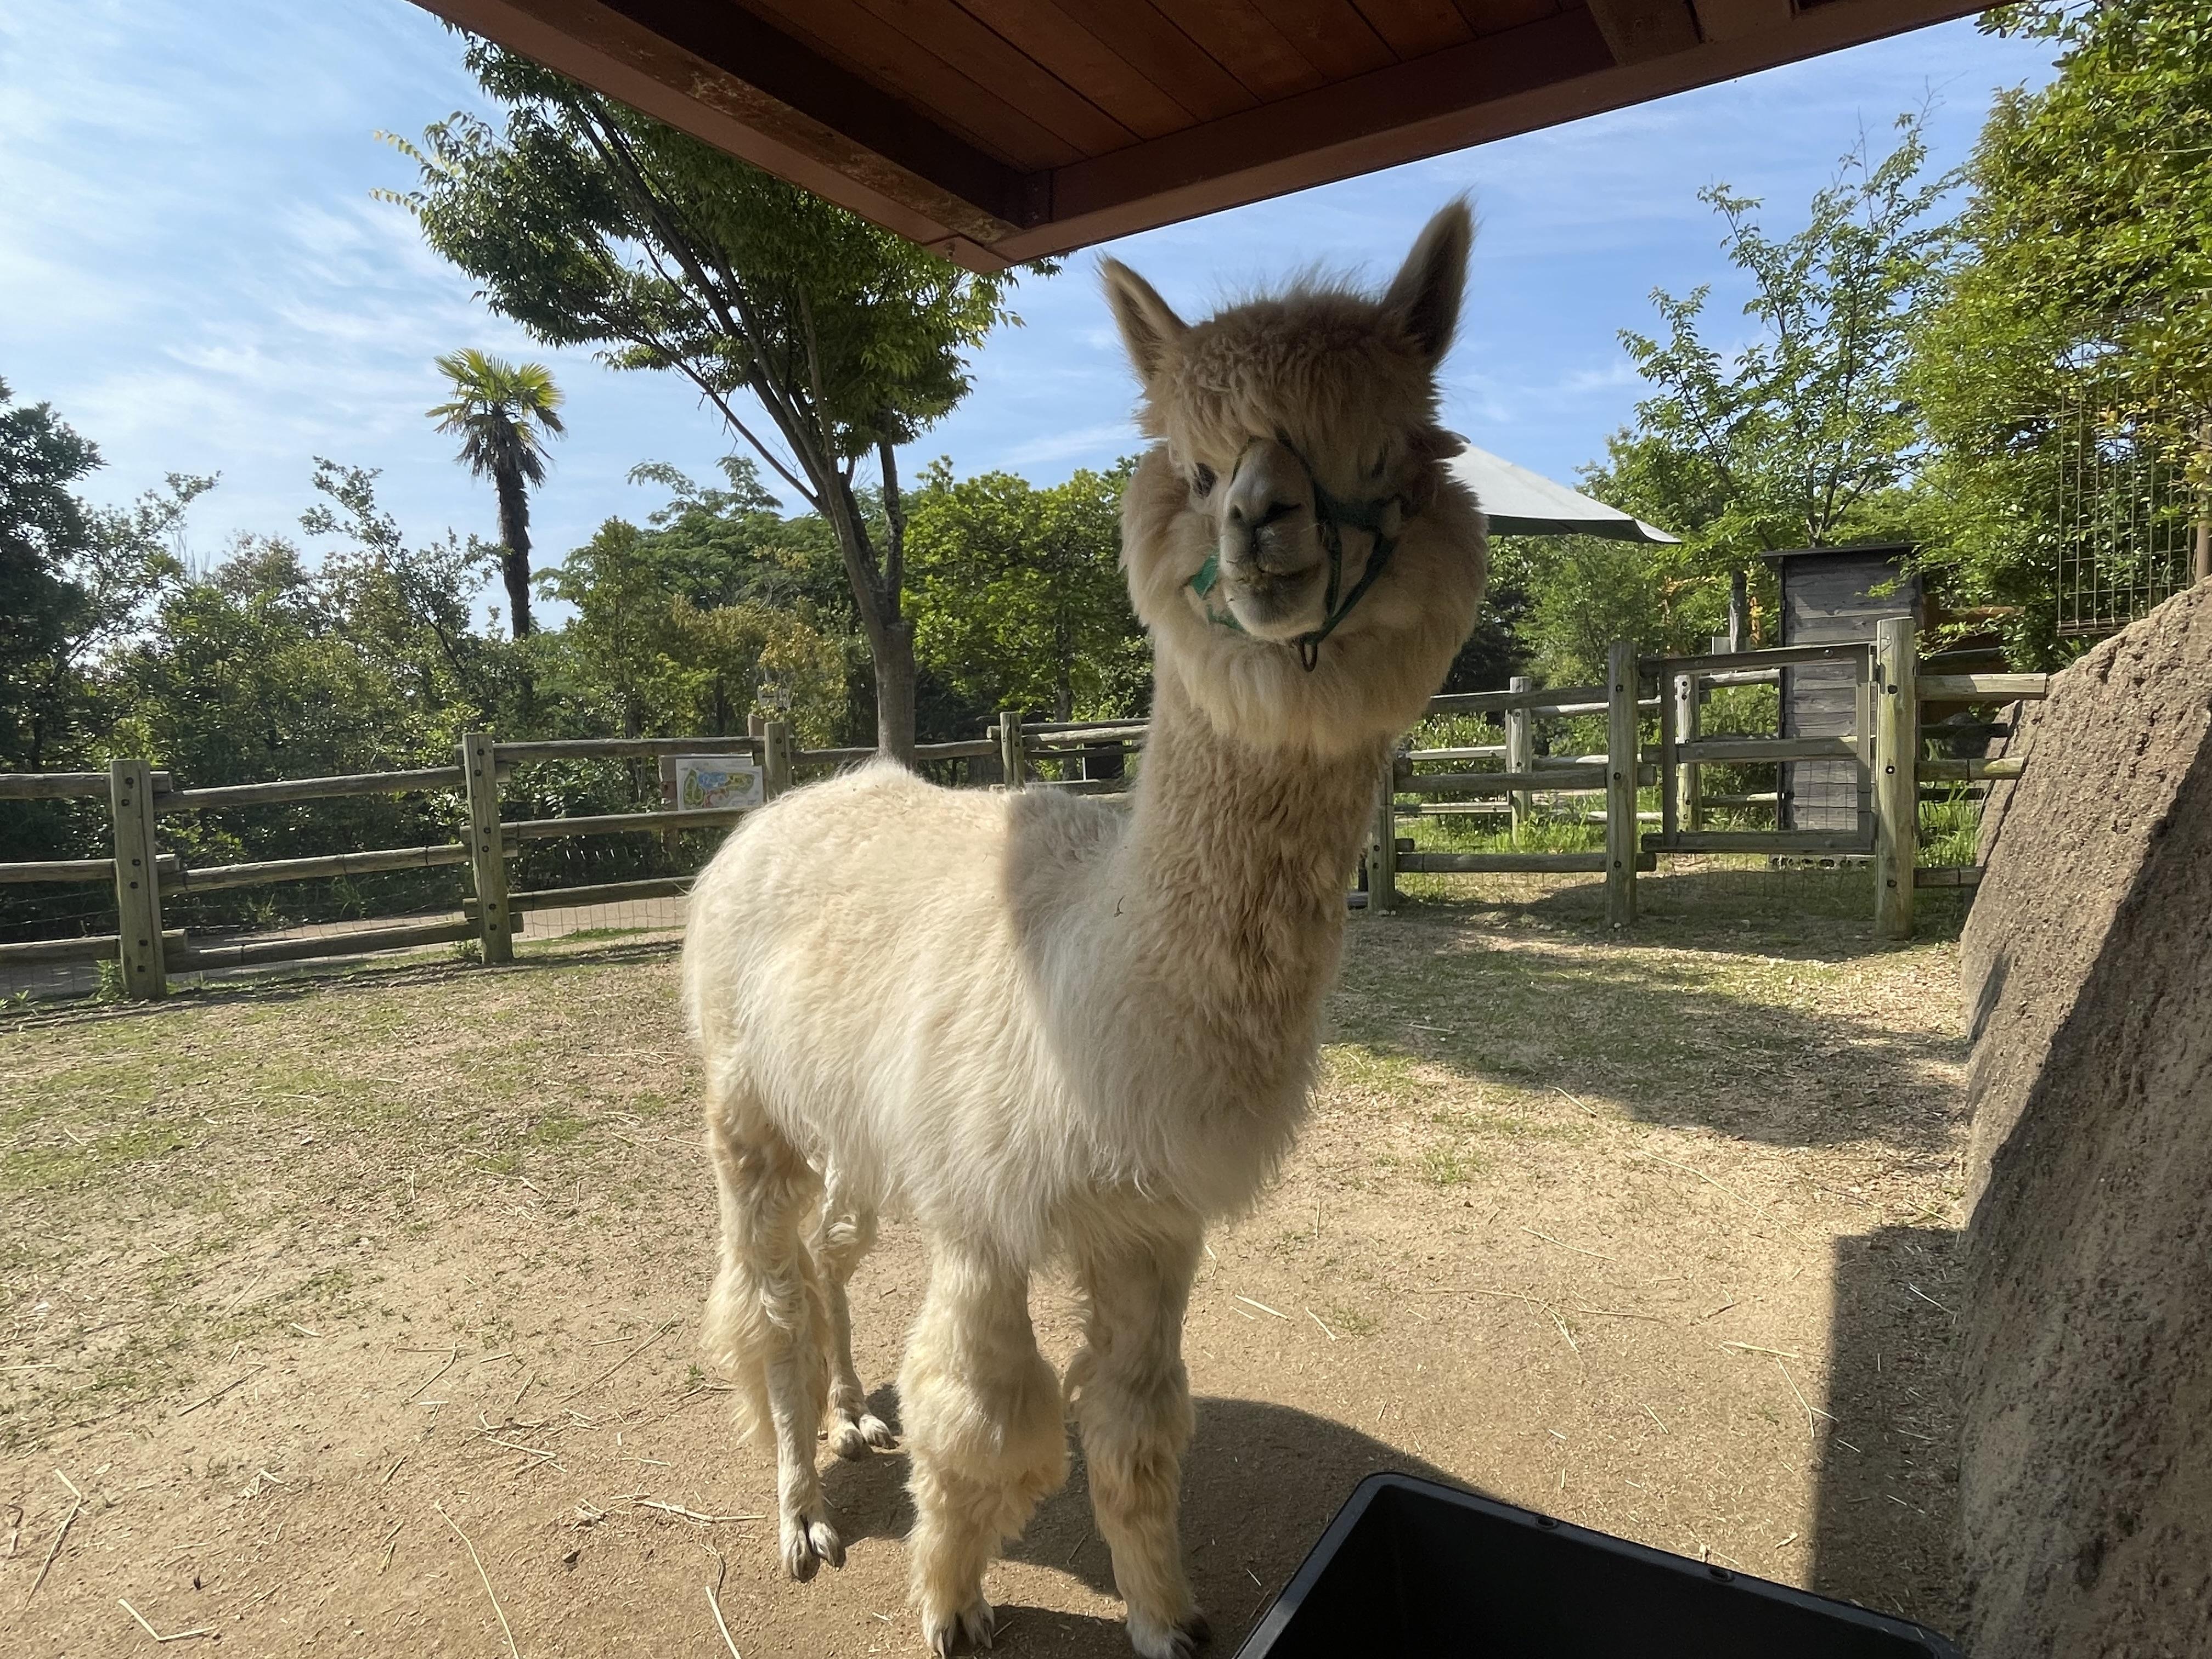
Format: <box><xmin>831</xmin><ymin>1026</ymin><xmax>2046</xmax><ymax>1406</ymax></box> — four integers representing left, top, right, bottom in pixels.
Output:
<box><xmin>673</xmin><ymin>756</ymin><xmax>763</xmax><ymax>811</ymax></box>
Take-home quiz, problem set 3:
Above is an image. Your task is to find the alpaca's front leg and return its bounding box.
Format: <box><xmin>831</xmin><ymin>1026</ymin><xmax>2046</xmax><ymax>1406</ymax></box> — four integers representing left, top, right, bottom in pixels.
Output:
<box><xmin>1070</xmin><ymin>1223</ymin><xmax>1207</xmax><ymax>1659</ymax></box>
<box><xmin>900</xmin><ymin>1244</ymin><xmax>1069</xmax><ymax>1656</ymax></box>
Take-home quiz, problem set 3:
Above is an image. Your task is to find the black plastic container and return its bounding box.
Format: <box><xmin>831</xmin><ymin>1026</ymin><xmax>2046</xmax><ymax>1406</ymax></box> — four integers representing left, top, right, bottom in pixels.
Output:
<box><xmin>1233</xmin><ymin>1474</ymin><xmax>1963</xmax><ymax>1658</ymax></box>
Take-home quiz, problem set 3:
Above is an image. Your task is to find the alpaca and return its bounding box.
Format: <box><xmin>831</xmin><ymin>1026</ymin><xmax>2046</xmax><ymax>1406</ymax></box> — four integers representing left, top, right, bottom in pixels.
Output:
<box><xmin>682</xmin><ymin>201</ymin><xmax>1486</xmax><ymax>1658</ymax></box>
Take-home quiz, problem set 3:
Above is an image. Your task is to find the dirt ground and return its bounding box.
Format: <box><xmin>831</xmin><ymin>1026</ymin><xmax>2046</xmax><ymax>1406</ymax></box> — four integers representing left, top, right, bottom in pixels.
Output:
<box><xmin>1</xmin><ymin>866</ymin><xmax>1971</xmax><ymax>1657</ymax></box>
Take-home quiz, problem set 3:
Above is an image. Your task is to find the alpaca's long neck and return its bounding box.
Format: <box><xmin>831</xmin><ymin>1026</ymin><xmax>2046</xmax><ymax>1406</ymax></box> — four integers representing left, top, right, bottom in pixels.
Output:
<box><xmin>1109</xmin><ymin>668</ymin><xmax>1383</xmax><ymax>1094</ymax></box>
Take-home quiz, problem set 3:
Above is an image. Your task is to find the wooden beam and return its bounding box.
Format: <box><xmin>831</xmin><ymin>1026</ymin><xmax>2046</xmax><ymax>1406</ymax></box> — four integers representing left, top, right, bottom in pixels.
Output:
<box><xmin>1872</xmin><ymin>615</ymin><xmax>1918</xmax><ymax>940</ymax></box>
<box><xmin>406</xmin><ymin>0</ymin><xmax>1982</xmax><ymax>267</ymax></box>
<box><xmin>992</xmin><ymin>0</ymin><xmax>1983</xmax><ymax>259</ymax></box>
<box><xmin>1586</xmin><ymin>0</ymin><xmax>1701</xmax><ymax>65</ymax></box>
<box><xmin>110</xmin><ymin>759</ymin><xmax>166</xmax><ymax>998</ymax></box>
<box><xmin>1604</xmin><ymin>639</ymin><xmax>1640</xmax><ymax>928</ymax></box>
<box><xmin>407</xmin><ymin>0</ymin><xmax>1032</xmax><ymax>261</ymax></box>
<box><xmin>461</xmin><ymin>732</ymin><xmax>514</xmax><ymax>966</ymax></box>
<box><xmin>156</xmin><ymin>766</ymin><xmax>464</xmax><ymax>812</ymax></box>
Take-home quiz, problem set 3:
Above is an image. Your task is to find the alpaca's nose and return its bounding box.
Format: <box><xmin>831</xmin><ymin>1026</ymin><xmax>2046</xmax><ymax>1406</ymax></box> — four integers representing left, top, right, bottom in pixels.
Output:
<box><xmin>1221</xmin><ymin>443</ymin><xmax>1317</xmax><ymax>575</ymax></box>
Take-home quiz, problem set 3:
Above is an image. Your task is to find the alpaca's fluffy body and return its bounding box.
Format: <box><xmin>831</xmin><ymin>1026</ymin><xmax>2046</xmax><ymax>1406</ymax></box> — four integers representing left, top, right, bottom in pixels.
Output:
<box><xmin>684</xmin><ymin>204</ymin><xmax>1486</xmax><ymax>1659</ymax></box>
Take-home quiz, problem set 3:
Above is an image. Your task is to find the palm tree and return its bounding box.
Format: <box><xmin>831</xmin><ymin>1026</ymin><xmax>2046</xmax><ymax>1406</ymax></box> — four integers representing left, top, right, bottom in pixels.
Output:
<box><xmin>427</xmin><ymin>350</ymin><xmax>566</xmax><ymax>637</ymax></box>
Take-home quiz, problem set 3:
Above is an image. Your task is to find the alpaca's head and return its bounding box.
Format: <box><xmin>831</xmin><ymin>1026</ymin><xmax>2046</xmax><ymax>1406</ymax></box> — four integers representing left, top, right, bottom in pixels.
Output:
<box><xmin>1104</xmin><ymin>201</ymin><xmax>1487</xmax><ymax>759</ymax></box>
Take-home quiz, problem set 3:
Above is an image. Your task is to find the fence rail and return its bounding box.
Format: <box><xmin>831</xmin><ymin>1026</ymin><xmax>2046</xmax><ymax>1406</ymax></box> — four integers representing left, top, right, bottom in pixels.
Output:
<box><xmin>0</xmin><ymin>771</ymin><xmax>172</xmax><ymax>800</ymax></box>
<box><xmin>157</xmin><ymin>767</ymin><xmax>466</xmax><ymax>812</ymax></box>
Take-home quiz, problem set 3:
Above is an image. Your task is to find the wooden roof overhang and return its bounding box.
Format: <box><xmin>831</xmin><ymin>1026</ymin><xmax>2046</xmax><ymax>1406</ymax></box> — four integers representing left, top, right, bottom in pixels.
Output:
<box><xmin>410</xmin><ymin>0</ymin><xmax>1982</xmax><ymax>272</ymax></box>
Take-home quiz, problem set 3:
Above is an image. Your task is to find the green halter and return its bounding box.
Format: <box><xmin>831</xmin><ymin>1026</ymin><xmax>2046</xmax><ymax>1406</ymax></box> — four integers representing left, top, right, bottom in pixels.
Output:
<box><xmin>1187</xmin><ymin>439</ymin><xmax>1409</xmax><ymax>672</ymax></box>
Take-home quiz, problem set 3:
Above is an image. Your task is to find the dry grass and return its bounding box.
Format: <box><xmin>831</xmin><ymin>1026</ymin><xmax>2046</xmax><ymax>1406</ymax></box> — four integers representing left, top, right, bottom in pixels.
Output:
<box><xmin>0</xmin><ymin>870</ymin><xmax>1972</xmax><ymax>1654</ymax></box>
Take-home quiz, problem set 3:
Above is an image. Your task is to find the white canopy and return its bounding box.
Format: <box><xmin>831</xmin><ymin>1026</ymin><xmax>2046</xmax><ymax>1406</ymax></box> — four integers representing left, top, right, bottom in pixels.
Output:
<box><xmin>1447</xmin><ymin>443</ymin><xmax>1679</xmax><ymax>544</ymax></box>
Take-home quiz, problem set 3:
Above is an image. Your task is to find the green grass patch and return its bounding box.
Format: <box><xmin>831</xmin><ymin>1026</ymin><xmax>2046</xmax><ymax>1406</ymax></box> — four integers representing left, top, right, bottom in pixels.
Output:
<box><xmin>1418</xmin><ymin>1144</ymin><xmax>1485</xmax><ymax>1186</ymax></box>
<box><xmin>1322</xmin><ymin>1304</ymin><xmax>1381</xmax><ymax>1337</ymax></box>
<box><xmin>526</xmin><ymin>1113</ymin><xmax>593</xmax><ymax>1147</ymax></box>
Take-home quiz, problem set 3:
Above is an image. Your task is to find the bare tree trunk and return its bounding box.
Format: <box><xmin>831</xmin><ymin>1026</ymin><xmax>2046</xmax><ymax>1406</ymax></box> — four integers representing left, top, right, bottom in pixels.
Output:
<box><xmin>821</xmin><ymin>468</ymin><xmax>918</xmax><ymax>768</ymax></box>
<box><xmin>1728</xmin><ymin>566</ymin><xmax>1750</xmax><ymax>653</ymax></box>
<box><xmin>876</xmin><ymin>621</ymin><xmax>917</xmax><ymax>763</ymax></box>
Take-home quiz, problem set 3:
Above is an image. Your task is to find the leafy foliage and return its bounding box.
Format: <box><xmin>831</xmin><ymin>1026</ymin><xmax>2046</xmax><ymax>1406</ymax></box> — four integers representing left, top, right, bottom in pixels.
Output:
<box><xmin>904</xmin><ymin>459</ymin><xmax>1146</xmax><ymax>722</ymax></box>
<box><xmin>1914</xmin><ymin>0</ymin><xmax>2212</xmax><ymax>660</ymax></box>
<box><xmin>536</xmin><ymin>460</ymin><xmax>850</xmax><ymax>746</ymax></box>
<box><xmin>382</xmin><ymin>43</ymin><xmax>1042</xmax><ymax>757</ymax></box>
<box><xmin>1599</xmin><ymin>115</ymin><xmax>1955</xmax><ymax>644</ymax></box>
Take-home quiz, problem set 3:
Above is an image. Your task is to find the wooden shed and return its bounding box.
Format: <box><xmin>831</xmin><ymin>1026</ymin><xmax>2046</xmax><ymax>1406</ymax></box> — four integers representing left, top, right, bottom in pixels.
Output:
<box><xmin>410</xmin><ymin>1</ymin><xmax>1983</xmax><ymax>269</ymax></box>
<box><xmin>1763</xmin><ymin>543</ymin><xmax>1922</xmax><ymax>833</ymax></box>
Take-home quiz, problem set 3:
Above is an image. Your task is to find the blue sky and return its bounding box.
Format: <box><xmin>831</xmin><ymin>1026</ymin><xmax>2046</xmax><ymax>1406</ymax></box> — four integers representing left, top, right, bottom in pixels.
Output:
<box><xmin>3</xmin><ymin>1</ymin><xmax>2056</xmax><ymax>595</ymax></box>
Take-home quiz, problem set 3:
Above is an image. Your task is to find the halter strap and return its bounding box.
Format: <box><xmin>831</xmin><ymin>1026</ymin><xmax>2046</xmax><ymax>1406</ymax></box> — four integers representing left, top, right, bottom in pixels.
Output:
<box><xmin>1187</xmin><ymin>438</ymin><xmax>1409</xmax><ymax>672</ymax></box>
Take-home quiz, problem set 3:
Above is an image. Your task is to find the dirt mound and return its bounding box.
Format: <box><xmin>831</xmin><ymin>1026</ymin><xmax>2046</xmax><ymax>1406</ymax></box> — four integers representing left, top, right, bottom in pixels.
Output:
<box><xmin>1958</xmin><ymin>583</ymin><xmax>2212</xmax><ymax>1657</ymax></box>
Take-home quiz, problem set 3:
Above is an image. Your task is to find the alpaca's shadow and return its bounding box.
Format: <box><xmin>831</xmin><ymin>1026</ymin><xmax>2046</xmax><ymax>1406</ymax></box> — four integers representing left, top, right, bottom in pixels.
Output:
<box><xmin>824</xmin><ymin>1356</ymin><xmax>1957</xmax><ymax>1656</ymax></box>
<box><xmin>822</xmin><ymin>1390</ymin><xmax>1474</xmax><ymax>1655</ymax></box>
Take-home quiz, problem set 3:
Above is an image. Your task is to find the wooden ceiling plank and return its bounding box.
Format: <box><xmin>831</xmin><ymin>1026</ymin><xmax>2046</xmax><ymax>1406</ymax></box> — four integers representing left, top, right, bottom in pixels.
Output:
<box><xmin>1250</xmin><ymin>0</ymin><xmax>1396</xmax><ymax>75</ymax></box>
<box><xmin>740</xmin><ymin>0</ymin><xmax>1087</xmax><ymax>169</ymax></box>
<box><xmin>1353</xmin><ymin>0</ymin><xmax>1476</xmax><ymax>59</ymax></box>
<box><xmin>1691</xmin><ymin>0</ymin><xmax>1795</xmax><ymax>43</ymax></box>
<box><xmin>1148</xmin><ymin>0</ymin><xmax>1328</xmax><ymax>100</ymax></box>
<box><xmin>840</xmin><ymin>0</ymin><xmax>1141</xmax><ymax>153</ymax></box>
<box><xmin>1584</xmin><ymin>0</ymin><xmax>1702</xmax><ymax>64</ymax></box>
<box><xmin>1007</xmin><ymin>0</ymin><xmax>1983</xmax><ymax>257</ymax></box>
<box><xmin>1052</xmin><ymin>5</ymin><xmax>1608</xmax><ymax>221</ymax></box>
<box><xmin>406</xmin><ymin>0</ymin><xmax>1026</xmax><ymax>253</ymax></box>
<box><xmin>1049</xmin><ymin>0</ymin><xmax>1261</xmax><ymax>122</ymax></box>
<box><xmin>956</xmin><ymin>0</ymin><xmax>1198</xmax><ymax>138</ymax></box>
<box><xmin>1450</xmin><ymin>0</ymin><xmax>1568</xmax><ymax>36</ymax></box>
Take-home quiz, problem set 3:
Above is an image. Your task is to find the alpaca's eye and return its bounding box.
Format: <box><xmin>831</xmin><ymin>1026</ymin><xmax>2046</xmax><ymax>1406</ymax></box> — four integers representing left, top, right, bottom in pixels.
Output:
<box><xmin>1368</xmin><ymin>453</ymin><xmax>1389</xmax><ymax>480</ymax></box>
<box><xmin>1191</xmin><ymin>464</ymin><xmax>1216</xmax><ymax>498</ymax></box>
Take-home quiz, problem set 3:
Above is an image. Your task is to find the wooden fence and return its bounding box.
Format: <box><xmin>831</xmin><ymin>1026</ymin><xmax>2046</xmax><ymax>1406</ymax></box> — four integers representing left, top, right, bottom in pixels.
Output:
<box><xmin>0</xmin><ymin>630</ymin><xmax>2043</xmax><ymax>1000</ymax></box>
<box><xmin>0</xmin><ymin>721</ymin><xmax>1005</xmax><ymax>999</ymax></box>
<box><xmin>1365</xmin><ymin>626</ymin><xmax>2046</xmax><ymax>937</ymax></box>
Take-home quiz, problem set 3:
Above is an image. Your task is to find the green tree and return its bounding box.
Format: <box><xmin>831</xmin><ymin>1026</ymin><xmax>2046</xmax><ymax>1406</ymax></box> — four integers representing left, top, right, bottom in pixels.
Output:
<box><xmin>1501</xmin><ymin>535</ymin><xmax>1711</xmax><ymax>687</ymax></box>
<box><xmin>0</xmin><ymin>379</ymin><xmax>209</xmax><ymax>777</ymax></box>
<box><xmin>300</xmin><ymin>459</ymin><xmax>507</xmax><ymax>735</ymax></box>
<box><xmin>384</xmin><ymin>43</ymin><xmax>1042</xmax><ymax>761</ymax></box>
<box><xmin>537</xmin><ymin>511</ymin><xmax>847</xmax><ymax>745</ymax></box>
<box><xmin>2</xmin><ymin>380</ymin><xmax>102</xmax><ymax>774</ymax></box>
<box><xmin>904</xmin><ymin>459</ymin><xmax>1143</xmax><ymax>723</ymax></box>
<box><xmin>1915</xmin><ymin>0</ymin><xmax>2212</xmax><ymax>658</ymax></box>
<box><xmin>1604</xmin><ymin>114</ymin><xmax>1955</xmax><ymax>646</ymax></box>
<box><xmin>426</xmin><ymin>349</ymin><xmax>566</xmax><ymax>637</ymax></box>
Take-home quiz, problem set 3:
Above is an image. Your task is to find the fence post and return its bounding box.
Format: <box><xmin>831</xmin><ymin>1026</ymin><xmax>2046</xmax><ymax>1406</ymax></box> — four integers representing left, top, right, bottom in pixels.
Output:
<box><xmin>1505</xmin><ymin>675</ymin><xmax>1533</xmax><ymax>843</ymax></box>
<box><xmin>761</xmin><ymin>720</ymin><xmax>793</xmax><ymax>799</ymax></box>
<box><xmin>1873</xmin><ymin>616</ymin><xmax>1918</xmax><ymax>940</ymax></box>
<box><xmin>1370</xmin><ymin>752</ymin><xmax>1400</xmax><ymax>913</ymax></box>
<box><xmin>461</xmin><ymin>731</ymin><xmax>512</xmax><ymax>965</ymax></box>
<box><xmin>109</xmin><ymin>758</ymin><xmax>166</xmax><ymax>998</ymax></box>
<box><xmin>1604</xmin><ymin>639</ymin><xmax>1640</xmax><ymax>929</ymax></box>
<box><xmin>998</xmin><ymin>709</ymin><xmax>1027</xmax><ymax>787</ymax></box>
<box><xmin>1672</xmin><ymin>670</ymin><xmax>1699</xmax><ymax>833</ymax></box>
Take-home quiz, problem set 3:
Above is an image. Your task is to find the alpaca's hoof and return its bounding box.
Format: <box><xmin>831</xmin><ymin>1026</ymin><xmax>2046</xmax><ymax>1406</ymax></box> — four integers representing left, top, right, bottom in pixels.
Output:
<box><xmin>924</xmin><ymin>1594</ymin><xmax>995</xmax><ymax>1655</ymax></box>
<box><xmin>1128</xmin><ymin>1608</ymin><xmax>1210</xmax><ymax>1659</ymax></box>
<box><xmin>829</xmin><ymin>1410</ymin><xmax>896</xmax><ymax>1459</ymax></box>
<box><xmin>780</xmin><ymin>1511</ymin><xmax>845</xmax><ymax>1581</ymax></box>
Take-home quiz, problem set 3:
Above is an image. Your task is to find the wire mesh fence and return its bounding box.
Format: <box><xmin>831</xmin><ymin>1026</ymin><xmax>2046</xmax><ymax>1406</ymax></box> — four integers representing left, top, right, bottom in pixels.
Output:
<box><xmin>2056</xmin><ymin>399</ymin><xmax>2204</xmax><ymax>637</ymax></box>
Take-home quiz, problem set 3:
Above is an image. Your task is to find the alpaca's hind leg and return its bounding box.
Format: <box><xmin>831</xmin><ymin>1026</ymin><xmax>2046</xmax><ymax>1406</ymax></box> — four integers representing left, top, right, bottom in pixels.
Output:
<box><xmin>901</xmin><ymin>1244</ymin><xmax>1068</xmax><ymax>1656</ymax></box>
<box><xmin>703</xmin><ymin>1113</ymin><xmax>844</xmax><ymax>1581</ymax></box>
<box><xmin>815</xmin><ymin>1173</ymin><xmax>895</xmax><ymax>1459</ymax></box>
<box><xmin>1070</xmin><ymin>1221</ymin><xmax>1207</xmax><ymax>1659</ymax></box>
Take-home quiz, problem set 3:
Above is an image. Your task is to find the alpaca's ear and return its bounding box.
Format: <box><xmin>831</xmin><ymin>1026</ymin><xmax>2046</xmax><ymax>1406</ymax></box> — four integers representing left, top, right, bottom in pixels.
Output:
<box><xmin>1100</xmin><ymin>257</ymin><xmax>1189</xmax><ymax>383</ymax></box>
<box><xmin>1383</xmin><ymin>200</ymin><xmax>1473</xmax><ymax>367</ymax></box>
